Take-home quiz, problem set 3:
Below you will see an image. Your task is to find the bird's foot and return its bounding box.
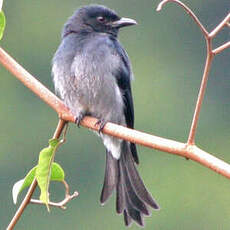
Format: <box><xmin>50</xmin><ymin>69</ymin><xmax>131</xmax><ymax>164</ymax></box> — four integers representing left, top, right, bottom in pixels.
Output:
<box><xmin>95</xmin><ymin>119</ymin><xmax>106</xmax><ymax>133</ymax></box>
<box><xmin>75</xmin><ymin>113</ymin><xmax>85</xmax><ymax>127</ymax></box>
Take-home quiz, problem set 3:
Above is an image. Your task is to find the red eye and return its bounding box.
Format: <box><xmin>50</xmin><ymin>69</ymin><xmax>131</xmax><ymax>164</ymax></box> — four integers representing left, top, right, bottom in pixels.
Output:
<box><xmin>97</xmin><ymin>16</ymin><xmax>106</xmax><ymax>23</ymax></box>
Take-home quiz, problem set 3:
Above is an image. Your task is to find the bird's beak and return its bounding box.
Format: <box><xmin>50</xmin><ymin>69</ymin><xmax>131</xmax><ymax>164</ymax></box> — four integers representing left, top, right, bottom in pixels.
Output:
<box><xmin>111</xmin><ymin>17</ymin><xmax>137</xmax><ymax>28</ymax></box>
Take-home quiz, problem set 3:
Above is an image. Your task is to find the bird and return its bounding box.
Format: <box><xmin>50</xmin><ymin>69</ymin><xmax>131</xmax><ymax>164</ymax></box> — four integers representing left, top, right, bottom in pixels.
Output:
<box><xmin>52</xmin><ymin>5</ymin><xmax>159</xmax><ymax>227</ymax></box>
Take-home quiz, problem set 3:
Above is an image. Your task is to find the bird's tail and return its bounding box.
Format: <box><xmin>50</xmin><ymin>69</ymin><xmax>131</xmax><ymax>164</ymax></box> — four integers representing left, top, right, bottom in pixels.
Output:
<box><xmin>100</xmin><ymin>141</ymin><xmax>159</xmax><ymax>227</ymax></box>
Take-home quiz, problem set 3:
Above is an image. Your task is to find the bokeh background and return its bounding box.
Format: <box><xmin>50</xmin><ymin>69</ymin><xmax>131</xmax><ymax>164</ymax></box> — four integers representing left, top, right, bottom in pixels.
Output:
<box><xmin>1</xmin><ymin>0</ymin><xmax>230</xmax><ymax>229</ymax></box>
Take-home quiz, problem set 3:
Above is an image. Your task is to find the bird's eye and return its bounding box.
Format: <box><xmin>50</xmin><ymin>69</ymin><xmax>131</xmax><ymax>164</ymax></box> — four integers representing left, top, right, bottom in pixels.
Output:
<box><xmin>97</xmin><ymin>16</ymin><xmax>106</xmax><ymax>23</ymax></box>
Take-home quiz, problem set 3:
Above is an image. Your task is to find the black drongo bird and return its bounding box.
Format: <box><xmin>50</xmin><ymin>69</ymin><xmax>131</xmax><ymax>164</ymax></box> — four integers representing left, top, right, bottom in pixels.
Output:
<box><xmin>52</xmin><ymin>5</ymin><xmax>159</xmax><ymax>227</ymax></box>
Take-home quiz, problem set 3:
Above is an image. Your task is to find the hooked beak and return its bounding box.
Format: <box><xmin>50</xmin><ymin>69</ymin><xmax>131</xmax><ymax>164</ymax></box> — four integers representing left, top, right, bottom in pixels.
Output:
<box><xmin>111</xmin><ymin>17</ymin><xmax>137</xmax><ymax>28</ymax></box>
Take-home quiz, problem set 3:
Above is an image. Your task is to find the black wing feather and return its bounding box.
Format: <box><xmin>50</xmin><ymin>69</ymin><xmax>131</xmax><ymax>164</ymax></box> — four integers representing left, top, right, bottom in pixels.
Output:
<box><xmin>113</xmin><ymin>39</ymin><xmax>139</xmax><ymax>164</ymax></box>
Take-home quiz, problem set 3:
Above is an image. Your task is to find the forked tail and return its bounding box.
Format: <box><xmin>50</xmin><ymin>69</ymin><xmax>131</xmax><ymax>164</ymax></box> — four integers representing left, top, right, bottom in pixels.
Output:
<box><xmin>100</xmin><ymin>141</ymin><xmax>159</xmax><ymax>227</ymax></box>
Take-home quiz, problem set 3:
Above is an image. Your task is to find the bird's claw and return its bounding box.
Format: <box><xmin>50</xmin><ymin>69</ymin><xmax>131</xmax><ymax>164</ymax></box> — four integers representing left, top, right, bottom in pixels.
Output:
<box><xmin>75</xmin><ymin>113</ymin><xmax>84</xmax><ymax>127</ymax></box>
<box><xmin>95</xmin><ymin>119</ymin><xmax>106</xmax><ymax>133</ymax></box>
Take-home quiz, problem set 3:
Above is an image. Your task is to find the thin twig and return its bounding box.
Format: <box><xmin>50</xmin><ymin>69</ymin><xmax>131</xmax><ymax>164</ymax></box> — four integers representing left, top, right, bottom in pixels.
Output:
<box><xmin>0</xmin><ymin>47</ymin><xmax>73</xmax><ymax>122</ymax></box>
<box><xmin>185</xmin><ymin>12</ymin><xmax>230</xmax><ymax>143</ymax></box>
<box><xmin>213</xmin><ymin>41</ymin><xmax>230</xmax><ymax>55</ymax></box>
<box><xmin>59</xmin><ymin>122</ymin><xmax>68</xmax><ymax>144</ymax></box>
<box><xmin>7</xmin><ymin>179</ymin><xmax>37</xmax><ymax>230</ymax></box>
<box><xmin>187</xmin><ymin>39</ymin><xmax>214</xmax><ymax>144</ymax></box>
<box><xmin>157</xmin><ymin>0</ymin><xmax>214</xmax><ymax>145</ymax></box>
<box><xmin>156</xmin><ymin>0</ymin><xmax>208</xmax><ymax>37</ymax></box>
<box><xmin>156</xmin><ymin>0</ymin><xmax>229</xmax><ymax>144</ymax></box>
<box><xmin>53</xmin><ymin>119</ymin><xmax>67</xmax><ymax>139</ymax></box>
<box><xmin>209</xmin><ymin>13</ymin><xmax>230</xmax><ymax>38</ymax></box>
<box><xmin>6</xmin><ymin>119</ymin><xmax>67</xmax><ymax>230</ymax></box>
<box><xmin>30</xmin><ymin>191</ymin><xmax>79</xmax><ymax>210</ymax></box>
<box><xmin>30</xmin><ymin>180</ymin><xmax>79</xmax><ymax>210</ymax></box>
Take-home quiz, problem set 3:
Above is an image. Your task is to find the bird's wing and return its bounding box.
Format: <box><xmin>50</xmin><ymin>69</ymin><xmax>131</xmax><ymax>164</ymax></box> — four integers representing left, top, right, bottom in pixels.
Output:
<box><xmin>113</xmin><ymin>41</ymin><xmax>134</xmax><ymax>127</ymax></box>
<box><xmin>113</xmin><ymin>40</ymin><xmax>139</xmax><ymax>164</ymax></box>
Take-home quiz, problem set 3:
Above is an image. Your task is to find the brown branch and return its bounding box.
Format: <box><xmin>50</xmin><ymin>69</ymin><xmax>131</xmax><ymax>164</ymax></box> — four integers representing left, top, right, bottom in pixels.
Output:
<box><xmin>6</xmin><ymin>119</ymin><xmax>67</xmax><ymax>230</ymax></box>
<box><xmin>213</xmin><ymin>41</ymin><xmax>230</xmax><ymax>55</ymax></box>
<box><xmin>0</xmin><ymin>44</ymin><xmax>230</xmax><ymax>173</ymax></box>
<box><xmin>187</xmin><ymin>41</ymin><xmax>213</xmax><ymax>144</ymax></box>
<box><xmin>30</xmin><ymin>180</ymin><xmax>79</xmax><ymax>210</ymax></box>
<box><xmin>30</xmin><ymin>191</ymin><xmax>79</xmax><ymax>210</ymax></box>
<box><xmin>156</xmin><ymin>0</ymin><xmax>208</xmax><ymax>37</ymax></box>
<box><xmin>7</xmin><ymin>179</ymin><xmax>37</xmax><ymax>230</ymax></box>
<box><xmin>53</xmin><ymin>119</ymin><xmax>67</xmax><ymax>139</ymax></box>
<box><xmin>209</xmin><ymin>13</ymin><xmax>230</xmax><ymax>38</ymax></box>
<box><xmin>156</xmin><ymin>0</ymin><xmax>230</xmax><ymax>145</ymax></box>
<box><xmin>0</xmin><ymin>47</ymin><xmax>73</xmax><ymax>122</ymax></box>
<box><xmin>0</xmin><ymin>17</ymin><xmax>230</xmax><ymax>172</ymax></box>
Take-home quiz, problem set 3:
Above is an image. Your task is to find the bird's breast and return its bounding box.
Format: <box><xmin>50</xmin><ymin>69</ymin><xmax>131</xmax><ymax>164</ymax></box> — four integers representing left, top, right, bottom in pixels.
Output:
<box><xmin>53</xmin><ymin>34</ymin><xmax>125</xmax><ymax>124</ymax></box>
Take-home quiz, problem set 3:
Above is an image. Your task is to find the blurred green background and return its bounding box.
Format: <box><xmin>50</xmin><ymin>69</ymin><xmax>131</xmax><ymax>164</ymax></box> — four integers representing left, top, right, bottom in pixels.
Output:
<box><xmin>1</xmin><ymin>0</ymin><xmax>230</xmax><ymax>229</ymax></box>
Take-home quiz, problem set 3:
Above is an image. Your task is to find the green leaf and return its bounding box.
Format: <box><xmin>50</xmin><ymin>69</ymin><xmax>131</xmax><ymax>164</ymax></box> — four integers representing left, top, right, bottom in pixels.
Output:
<box><xmin>35</xmin><ymin>138</ymin><xmax>60</xmax><ymax>211</ymax></box>
<box><xmin>50</xmin><ymin>162</ymin><xmax>65</xmax><ymax>181</ymax></box>
<box><xmin>0</xmin><ymin>10</ymin><xmax>6</xmax><ymax>40</ymax></box>
<box><xmin>12</xmin><ymin>162</ymin><xmax>65</xmax><ymax>205</ymax></box>
<box><xmin>12</xmin><ymin>166</ymin><xmax>37</xmax><ymax>204</ymax></box>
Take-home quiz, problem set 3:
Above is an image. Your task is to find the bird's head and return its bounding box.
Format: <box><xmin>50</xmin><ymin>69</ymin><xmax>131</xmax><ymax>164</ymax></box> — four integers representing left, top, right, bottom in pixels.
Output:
<box><xmin>62</xmin><ymin>5</ymin><xmax>137</xmax><ymax>37</ymax></box>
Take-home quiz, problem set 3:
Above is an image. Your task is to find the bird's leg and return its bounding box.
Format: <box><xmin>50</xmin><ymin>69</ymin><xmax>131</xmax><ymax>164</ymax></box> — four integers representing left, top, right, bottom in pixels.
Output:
<box><xmin>95</xmin><ymin>119</ymin><xmax>106</xmax><ymax>133</ymax></box>
<box><xmin>75</xmin><ymin>112</ymin><xmax>85</xmax><ymax>127</ymax></box>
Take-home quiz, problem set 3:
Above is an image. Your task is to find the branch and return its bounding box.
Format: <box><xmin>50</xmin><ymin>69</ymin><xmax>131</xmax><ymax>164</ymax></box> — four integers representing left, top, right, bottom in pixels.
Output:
<box><xmin>157</xmin><ymin>0</ymin><xmax>230</xmax><ymax>144</ymax></box>
<box><xmin>156</xmin><ymin>0</ymin><xmax>209</xmax><ymax>37</ymax></box>
<box><xmin>30</xmin><ymin>191</ymin><xmax>78</xmax><ymax>210</ymax></box>
<box><xmin>30</xmin><ymin>180</ymin><xmax>79</xmax><ymax>210</ymax></box>
<box><xmin>187</xmin><ymin>43</ymin><xmax>213</xmax><ymax>144</ymax></box>
<box><xmin>7</xmin><ymin>179</ymin><xmax>37</xmax><ymax>230</ymax></box>
<box><xmin>213</xmin><ymin>41</ymin><xmax>230</xmax><ymax>55</ymax></box>
<box><xmin>209</xmin><ymin>13</ymin><xmax>230</xmax><ymax>38</ymax></box>
<box><xmin>0</xmin><ymin>45</ymin><xmax>230</xmax><ymax>177</ymax></box>
<box><xmin>6</xmin><ymin>119</ymin><xmax>67</xmax><ymax>230</ymax></box>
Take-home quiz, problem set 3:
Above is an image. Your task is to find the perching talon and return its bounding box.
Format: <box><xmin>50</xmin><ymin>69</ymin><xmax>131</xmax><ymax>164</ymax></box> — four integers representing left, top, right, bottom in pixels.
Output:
<box><xmin>95</xmin><ymin>119</ymin><xmax>106</xmax><ymax>133</ymax></box>
<box><xmin>75</xmin><ymin>113</ymin><xmax>84</xmax><ymax>127</ymax></box>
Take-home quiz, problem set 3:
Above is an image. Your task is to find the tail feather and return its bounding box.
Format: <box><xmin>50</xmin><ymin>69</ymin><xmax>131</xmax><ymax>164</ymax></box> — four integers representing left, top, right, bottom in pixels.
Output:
<box><xmin>116</xmin><ymin>161</ymin><xmax>124</xmax><ymax>214</ymax></box>
<box><xmin>120</xmin><ymin>154</ymin><xmax>150</xmax><ymax>216</ymax></box>
<box><xmin>130</xmin><ymin>143</ymin><xmax>139</xmax><ymax>164</ymax></box>
<box><xmin>100</xmin><ymin>141</ymin><xmax>159</xmax><ymax>227</ymax></box>
<box><xmin>123</xmin><ymin>210</ymin><xmax>132</xmax><ymax>227</ymax></box>
<box><xmin>123</xmin><ymin>142</ymin><xmax>160</xmax><ymax>210</ymax></box>
<box><xmin>124</xmin><ymin>189</ymin><xmax>144</xmax><ymax>226</ymax></box>
<box><xmin>100</xmin><ymin>151</ymin><xmax>118</xmax><ymax>204</ymax></box>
